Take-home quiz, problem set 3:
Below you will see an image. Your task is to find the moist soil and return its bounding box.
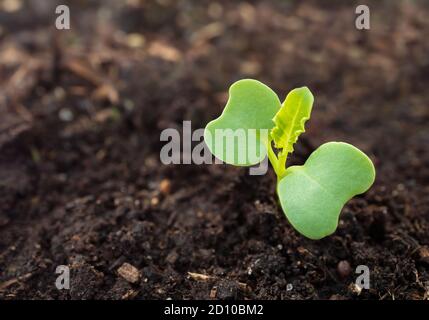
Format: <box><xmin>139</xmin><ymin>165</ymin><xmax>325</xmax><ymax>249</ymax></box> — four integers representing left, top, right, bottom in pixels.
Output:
<box><xmin>0</xmin><ymin>0</ymin><xmax>429</xmax><ymax>299</ymax></box>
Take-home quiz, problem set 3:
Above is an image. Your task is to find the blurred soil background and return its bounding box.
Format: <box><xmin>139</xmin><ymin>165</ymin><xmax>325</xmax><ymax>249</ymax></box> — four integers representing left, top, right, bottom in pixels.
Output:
<box><xmin>0</xmin><ymin>0</ymin><xmax>429</xmax><ymax>299</ymax></box>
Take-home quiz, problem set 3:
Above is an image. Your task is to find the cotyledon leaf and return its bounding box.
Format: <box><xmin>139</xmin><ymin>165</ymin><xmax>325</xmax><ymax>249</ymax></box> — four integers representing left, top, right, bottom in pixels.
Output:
<box><xmin>204</xmin><ymin>79</ymin><xmax>281</xmax><ymax>166</ymax></box>
<box><xmin>277</xmin><ymin>142</ymin><xmax>376</xmax><ymax>240</ymax></box>
<box><xmin>271</xmin><ymin>87</ymin><xmax>314</xmax><ymax>154</ymax></box>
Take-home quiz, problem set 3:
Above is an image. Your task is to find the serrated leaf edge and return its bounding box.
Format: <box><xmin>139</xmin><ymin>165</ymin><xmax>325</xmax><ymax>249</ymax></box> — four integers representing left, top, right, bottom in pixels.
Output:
<box><xmin>270</xmin><ymin>88</ymin><xmax>313</xmax><ymax>155</ymax></box>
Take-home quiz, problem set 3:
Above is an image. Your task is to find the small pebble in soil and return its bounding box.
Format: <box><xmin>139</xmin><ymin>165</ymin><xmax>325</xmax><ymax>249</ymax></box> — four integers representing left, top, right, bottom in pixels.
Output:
<box><xmin>58</xmin><ymin>108</ymin><xmax>74</xmax><ymax>122</ymax></box>
<box><xmin>124</xmin><ymin>99</ymin><xmax>135</xmax><ymax>111</ymax></box>
<box><xmin>349</xmin><ymin>283</ymin><xmax>363</xmax><ymax>295</ymax></box>
<box><xmin>337</xmin><ymin>260</ymin><xmax>352</xmax><ymax>278</ymax></box>
<box><xmin>418</xmin><ymin>246</ymin><xmax>429</xmax><ymax>265</ymax></box>
<box><xmin>151</xmin><ymin>197</ymin><xmax>159</xmax><ymax>206</ymax></box>
<box><xmin>126</xmin><ymin>33</ymin><xmax>146</xmax><ymax>48</ymax></box>
<box><xmin>166</xmin><ymin>250</ymin><xmax>178</xmax><ymax>264</ymax></box>
<box><xmin>216</xmin><ymin>280</ymin><xmax>239</xmax><ymax>300</ymax></box>
<box><xmin>210</xmin><ymin>286</ymin><xmax>217</xmax><ymax>299</ymax></box>
<box><xmin>117</xmin><ymin>263</ymin><xmax>140</xmax><ymax>284</ymax></box>
<box><xmin>54</xmin><ymin>87</ymin><xmax>66</xmax><ymax>100</ymax></box>
<box><xmin>159</xmin><ymin>179</ymin><xmax>171</xmax><ymax>195</ymax></box>
<box><xmin>121</xmin><ymin>290</ymin><xmax>138</xmax><ymax>300</ymax></box>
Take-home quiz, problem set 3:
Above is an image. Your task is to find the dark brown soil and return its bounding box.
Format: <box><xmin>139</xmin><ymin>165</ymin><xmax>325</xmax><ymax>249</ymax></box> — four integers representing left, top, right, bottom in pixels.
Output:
<box><xmin>1</xmin><ymin>0</ymin><xmax>429</xmax><ymax>300</ymax></box>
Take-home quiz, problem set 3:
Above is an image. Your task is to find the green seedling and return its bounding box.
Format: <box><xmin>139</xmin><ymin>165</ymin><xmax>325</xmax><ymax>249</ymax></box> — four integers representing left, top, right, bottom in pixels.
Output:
<box><xmin>204</xmin><ymin>79</ymin><xmax>375</xmax><ymax>239</ymax></box>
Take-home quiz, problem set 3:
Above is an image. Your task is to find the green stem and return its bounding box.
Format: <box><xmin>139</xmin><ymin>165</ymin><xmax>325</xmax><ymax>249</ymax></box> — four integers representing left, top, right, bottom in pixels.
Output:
<box><xmin>277</xmin><ymin>152</ymin><xmax>287</xmax><ymax>180</ymax></box>
<box><xmin>267</xmin><ymin>137</ymin><xmax>280</xmax><ymax>176</ymax></box>
<box><xmin>267</xmin><ymin>136</ymin><xmax>288</xmax><ymax>179</ymax></box>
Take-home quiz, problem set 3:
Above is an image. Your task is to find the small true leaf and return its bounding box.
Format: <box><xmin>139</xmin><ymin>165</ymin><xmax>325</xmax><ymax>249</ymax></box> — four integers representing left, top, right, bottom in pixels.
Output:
<box><xmin>271</xmin><ymin>87</ymin><xmax>313</xmax><ymax>154</ymax></box>
<box><xmin>204</xmin><ymin>79</ymin><xmax>281</xmax><ymax>166</ymax></box>
<box><xmin>277</xmin><ymin>142</ymin><xmax>375</xmax><ymax>240</ymax></box>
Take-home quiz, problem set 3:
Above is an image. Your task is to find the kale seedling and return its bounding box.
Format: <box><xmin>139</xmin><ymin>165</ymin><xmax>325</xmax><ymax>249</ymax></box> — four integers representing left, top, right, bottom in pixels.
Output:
<box><xmin>204</xmin><ymin>79</ymin><xmax>375</xmax><ymax>239</ymax></box>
